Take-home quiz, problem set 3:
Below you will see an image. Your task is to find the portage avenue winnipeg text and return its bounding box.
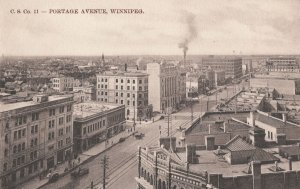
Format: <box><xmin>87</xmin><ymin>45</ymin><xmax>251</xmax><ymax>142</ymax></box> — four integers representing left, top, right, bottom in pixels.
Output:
<box><xmin>9</xmin><ymin>8</ymin><xmax>144</xmax><ymax>15</ymax></box>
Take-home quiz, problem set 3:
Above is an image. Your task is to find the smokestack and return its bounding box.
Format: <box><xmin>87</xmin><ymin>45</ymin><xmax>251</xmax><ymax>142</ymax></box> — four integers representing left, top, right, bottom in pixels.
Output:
<box><xmin>178</xmin><ymin>11</ymin><xmax>198</xmax><ymax>65</ymax></box>
<box><xmin>125</xmin><ymin>63</ymin><xmax>127</xmax><ymax>72</ymax></box>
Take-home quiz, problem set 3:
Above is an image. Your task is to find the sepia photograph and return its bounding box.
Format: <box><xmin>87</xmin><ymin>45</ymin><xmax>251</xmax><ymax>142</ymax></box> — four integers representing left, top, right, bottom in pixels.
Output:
<box><xmin>1</xmin><ymin>0</ymin><xmax>300</xmax><ymax>188</ymax></box>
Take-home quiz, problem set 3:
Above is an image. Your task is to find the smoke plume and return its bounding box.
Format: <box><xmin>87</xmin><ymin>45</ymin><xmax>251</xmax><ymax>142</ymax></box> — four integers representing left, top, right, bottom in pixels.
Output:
<box><xmin>178</xmin><ymin>12</ymin><xmax>198</xmax><ymax>62</ymax></box>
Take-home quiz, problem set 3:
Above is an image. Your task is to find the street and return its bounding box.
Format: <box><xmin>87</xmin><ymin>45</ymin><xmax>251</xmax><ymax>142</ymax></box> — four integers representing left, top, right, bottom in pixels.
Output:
<box><xmin>39</xmin><ymin>81</ymin><xmax>248</xmax><ymax>189</ymax></box>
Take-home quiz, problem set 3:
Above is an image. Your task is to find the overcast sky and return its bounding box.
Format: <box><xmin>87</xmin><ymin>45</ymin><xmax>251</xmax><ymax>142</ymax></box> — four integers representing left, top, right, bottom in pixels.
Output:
<box><xmin>1</xmin><ymin>0</ymin><xmax>300</xmax><ymax>56</ymax></box>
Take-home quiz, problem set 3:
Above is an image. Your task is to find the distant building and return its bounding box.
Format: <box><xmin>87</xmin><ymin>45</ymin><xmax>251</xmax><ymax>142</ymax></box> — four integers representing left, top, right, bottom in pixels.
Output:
<box><xmin>242</xmin><ymin>58</ymin><xmax>253</xmax><ymax>74</ymax></box>
<box><xmin>73</xmin><ymin>102</ymin><xmax>125</xmax><ymax>154</ymax></box>
<box><xmin>52</xmin><ymin>77</ymin><xmax>75</xmax><ymax>92</ymax></box>
<box><xmin>147</xmin><ymin>63</ymin><xmax>186</xmax><ymax>113</ymax></box>
<box><xmin>266</xmin><ymin>57</ymin><xmax>299</xmax><ymax>72</ymax></box>
<box><xmin>250</xmin><ymin>77</ymin><xmax>300</xmax><ymax>95</ymax></box>
<box><xmin>203</xmin><ymin>57</ymin><xmax>243</xmax><ymax>79</ymax></box>
<box><xmin>198</xmin><ymin>74</ymin><xmax>209</xmax><ymax>95</ymax></box>
<box><xmin>0</xmin><ymin>94</ymin><xmax>74</xmax><ymax>188</ymax></box>
<box><xmin>206</xmin><ymin>69</ymin><xmax>215</xmax><ymax>90</ymax></box>
<box><xmin>96</xmin><ymin>71</ymin><xmax>152</xmax><ymax>120</ymax></box>
<box><xmin>214</xmin><ymin>70</ymin><xmax>225</xmax><ymax>86</ymax></box>
<box><xmin>73</xmin><ymin>86</ymin><xmax>96</xmax><ymax>103</ymax></box>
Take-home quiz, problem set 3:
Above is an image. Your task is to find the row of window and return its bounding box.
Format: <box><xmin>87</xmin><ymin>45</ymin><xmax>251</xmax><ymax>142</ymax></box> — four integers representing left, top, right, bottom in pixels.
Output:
<box><xmin>98</xmin><ymin>85</ymin><xmax>147</xmax><ymax>91</ymax></box>
<box><xmin>98</xmin><ymin>78</ymin><xmax>148</xmax><ymax>84</ymax></box>
<box><xmin>13</xmin><ymin>128</ymin><xmax>26</xmax><ymax>140</ymax></box>
<box><xmin>13</xmin><ymin>143</ymin><xmax>26</xmax><ymax>154</ymax></box>
<box><xmin>83</xmin><ymin>120</ymin><xmax>106</xmax><ymax>135</ymax></box>
<box><xmin>49</xmin><ymin>105</ymin><xmax>72</xmax><ymax>117</ymax></box>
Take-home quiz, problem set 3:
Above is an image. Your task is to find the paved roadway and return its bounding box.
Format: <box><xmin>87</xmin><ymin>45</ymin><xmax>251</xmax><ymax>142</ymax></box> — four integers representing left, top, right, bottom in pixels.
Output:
<box><xmin>41</xmin><ymin>81</ymin><xmax>249</xmax><ymax>189</ymax></box>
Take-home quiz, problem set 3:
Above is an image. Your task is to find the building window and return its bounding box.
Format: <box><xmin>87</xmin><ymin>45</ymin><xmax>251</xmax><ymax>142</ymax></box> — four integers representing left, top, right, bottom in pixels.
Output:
<box><xmin>139</xmin><ymin>87</ymin><xmax>142</xmax><ymax>91</ymax></box>
<box><xmin>121</xmin><ymin>93</ymin><xmax>123</xmax><ymax>97</ymax></box>
<box><xmin>49</xmin><ymin>109</ymin><xmax>55</xmax><ymax>116</ymax></box>
<box><xmin>127</xmin><ymin>100</ymin><xmax>130</xmax><ymax>105</ymax></box>
<box><xmin>32</xmin><ymin>113</ymin><xmax>39</xmax><ymax>121</ymax></box>
<box><xmin>15</xmin><ymin>116</ymin><xmax>27</xmax><ymax>126</ymax></box>
<box><xmin>133</xmin><ymin>86</ymin><xmax>135</xmax><ymax>90</ymax></box>
<box><xmin>138</xmin><ymin>101</ymin><xmax>142</xmax><ymax>106</ymax></box>
<box><xmin>31</xmin><ymin>125</ymin><xmax>38</xmax><ymax>134</ymax></box>
<box><xmin>127</xmin><ymin>79</ymin><xmax>130</xmax><ymax>83</ymax></box>
<box><xmin>121</xmin><ymin>100</ymin><xmax>123</xmax><ymax>104</ymax></box>
<box><xmin>115</xmin><ymin>99</ymin><xmax>118</xmax><ymax>103</ymax></box>
<box><xmin>121</xmin><ymin>86</ymin><xmax>123</xmax><ymax>90</ymax></box>
<box><xmin>105</xmin><ymin>92</ymin><xmax>107</xmax><ymax>96</ymax></box>
<box><xmin>127</xmin><ymin>86</ymin><xmax>130</xmax><ymax>90</ymax></box>
<box><xmin>66</xmin><ymin>137</ymin><xmax>71</xmax><ymax>144</ymax></box>
<box><xmin>103</xmin><ymin>120</ymin><xmax>106</xmax><ymax>126</ymax></box>
<box><xmin>139</xmin><ymin>80</ymin><xmax>142</xmax><ymax>84</ymax></box>
<box><xmin>127</xmin><ymin>93</ymin><xmax>130</xmax><ymax>98</ymax></box>
<box><xmin>67</xmin><ymin>105</ymin><xmax>72</xmax><ymax>112</ymax></box>
<box><xmin>59</xmin><ymin>106</ymin><xmax>64</xmax><ymax>113</ymax></box>
<box><xmin>49</xmin><ymin>120</ymin><xmax>55</xmax><ymax>129</ymax></box>
<box><xmin>139</xmin><ymin>94</ymin><xmax>142</xmax><ymax>98</ymax></box>
<box><xmin>83</xmin><ymin>127</ymin><xmax>86</xmax><ymax>135</ymax></box>
<box><xmin>48</xmin><ymin>132</ymin><xmax>55</xmax><ymax>141</ymax></box>
<box><xmin>59</xmin><ymin>117</ymin><xmax>64</xmax><ymax>125</ymax></box>
<box><xmin>133</xmin><ymin>101</ymin><xmax>135</xmax><ymax>106</ymax></box>
<box><xmin>116</xmin><ymin>79</ymin><xmax>118</xmax><ymax>83</ymax></box>
<box><xmin>66</xmin><ymin>115</ymin><xmax>72</xmax><ymax>123</ymax></box>
<box><xmin>116</xmin><ymin>92</ymin><xmax>118</xmax><ymax>96</ymax></box>
<box><xmin>3</xmin><ymin>163</ymin><xmax>7</xmax><ymax>171</ymax></box>
<box><xmin>133</xmin><ymin>80</ymin><xmax>135</xmax><ymax>84</ymax></box>
<box><xmin>116</xmin><ymin>85</ymin><xmax>118</xmax><ymax>89</ymax></box>
<box><xmin>58</xmin><ymin>140</ymin><xmax>63</xmax><ymax>148</ymax></box>
<box><xmin>58</xmin><ymin>128</ymin><xmax>64</xmax><ymax>136</ymax></box>
<box><xmin>121</xmin><ymin>79</ymin><xmax>123</xmax><ymax>83</ymax></box>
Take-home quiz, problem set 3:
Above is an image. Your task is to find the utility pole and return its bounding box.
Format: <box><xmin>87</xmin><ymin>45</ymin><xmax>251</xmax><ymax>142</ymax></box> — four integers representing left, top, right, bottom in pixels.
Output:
<box><xmin>215</xmin><ymin>91</ymin><xmax>218</xmax><ymax>105</ymax></box>
<box><xmin>101</xmin><ymin>155</ymin><xmax>109</xmax><ymax>189</ymax></box>
<box><xmin>190</xmin><ymin>100</ymin><xmax>194</xmax><ymax>122</ymax></box>
<box><xmin>90</xmin><ymin>181</ymin><xmax>93</xmax><ymax>189</ymax></box>
<box><xmin>133</xmin><ymin>102</ymin><xmax>136</xmax><ymax>131</ymax></box>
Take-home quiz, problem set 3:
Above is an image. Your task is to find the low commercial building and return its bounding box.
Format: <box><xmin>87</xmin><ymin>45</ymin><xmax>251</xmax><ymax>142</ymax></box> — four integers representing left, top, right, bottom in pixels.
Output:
<box><xmin>52</xmin><ymin>77</ymin><xmax>75</xmax><ymax>92</ymax></box>
<box><xmin>73</xmin><ymin>102</ymin><xmax>125</xmax><ymax>154</ymax></box>
<box><xmin>73</xmin><ymin>86</ymin><xmax>96</xmax><ymax>103</ymax></box>
<box><xmin>0</xmin><ymin>94</ymin><xmax>74</xmax><ymax>188</ymax></box>
<box><xmin>266</xmin><ymin>57</ymin><xmax>299</xmax><ymax>72</ymax></box>
<box><xmin>250</xmin><ymin>77</ymin><xmax>300</xmax><ymax>95</ymax></box>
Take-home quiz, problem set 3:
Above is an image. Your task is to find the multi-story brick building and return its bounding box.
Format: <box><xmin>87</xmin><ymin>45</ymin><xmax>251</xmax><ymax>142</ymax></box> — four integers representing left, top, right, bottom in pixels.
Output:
<box><xmin>96</xmin><ymin>71</ymin><xmax>152</xmax><ymax>121</ymax></box>
<box><xmin>266</xmin><ymin>57</ymin><xmax>299</xmax><ymax>72</ymax></box>
<box><xmin>52</xmin><ymin>77</ymin><xmax>75</xmax><ymax>92</ymax></box>
<box><xmin>73</xmin><ymin>102</ymin><xmax>125</xmax><ymax>154</ymax></box>
<box><xmin>0</xmin><ymin>94</ymin><xmax>74</xmax><ymax>188</ymax></box>
<box><xmin>147</xmin><ymin>63</ymin><xmax>186</xmax><ymax>113</ymax></box>
<box><xmin>202</xmin><ymin>57</ymin><xmax>243</xmax><ymax>79</ymax></box>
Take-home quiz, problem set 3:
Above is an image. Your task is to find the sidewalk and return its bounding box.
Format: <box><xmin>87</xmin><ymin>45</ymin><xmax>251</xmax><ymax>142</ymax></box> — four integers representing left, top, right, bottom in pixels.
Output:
<box><xmin>20</xmin><ymin>127</ymin><xmax>135</xmax><ymax>189</ymax></box>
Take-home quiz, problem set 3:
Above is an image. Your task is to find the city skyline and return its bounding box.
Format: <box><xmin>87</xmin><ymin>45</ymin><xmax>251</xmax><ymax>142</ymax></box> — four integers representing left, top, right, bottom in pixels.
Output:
<box><xmin>1</xmin><ymin>0</ymin><xmax>300</xmax><ymax>56</ymax></box>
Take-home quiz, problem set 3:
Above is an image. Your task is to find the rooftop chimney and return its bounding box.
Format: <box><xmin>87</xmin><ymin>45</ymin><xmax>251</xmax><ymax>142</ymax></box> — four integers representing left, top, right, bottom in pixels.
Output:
<box><xmin>125</xmin><ymin>63</ymin><xmax>127</xmax><ymax>72</ymax></box>
<box><xmin>282</xmin><ymin>113</ymin><xmax>287</xmax><ymax>123</ymax></box>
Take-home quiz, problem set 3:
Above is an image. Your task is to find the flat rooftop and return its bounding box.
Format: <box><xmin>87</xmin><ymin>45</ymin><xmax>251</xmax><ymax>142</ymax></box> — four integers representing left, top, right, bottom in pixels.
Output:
<box><xmin>73</xmin><ymin>102</ymin><xmax>121</xmax><ymax>118</ymax></box>
<box><xmin>218</xmin><ymin>92</ymin><xmax>265</xmax><ymax>112</ymax></box>
<box><xmin>98</xmin><ymin>71</ymin><xmax>148</xmax><ymax>77</ymax></box>
<box><xmin>179</xmin><ymin>148</ymin><xmax>300</xmax><ymax>177</ymax></box>
<box><xmin>0</xmin><ymin>95</ymin><xmax>72</xmax><ymax>113</ymax></box>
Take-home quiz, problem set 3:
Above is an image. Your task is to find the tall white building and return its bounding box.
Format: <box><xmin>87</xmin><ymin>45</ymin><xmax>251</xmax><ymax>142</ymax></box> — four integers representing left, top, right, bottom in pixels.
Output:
<box><xmin>147</xmin><ymin>63</ymin><xmax>186</xmax><ymax>113</ymax></box>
